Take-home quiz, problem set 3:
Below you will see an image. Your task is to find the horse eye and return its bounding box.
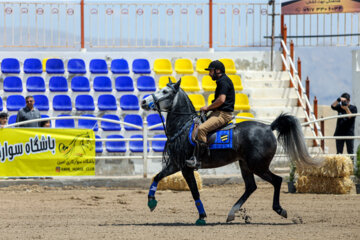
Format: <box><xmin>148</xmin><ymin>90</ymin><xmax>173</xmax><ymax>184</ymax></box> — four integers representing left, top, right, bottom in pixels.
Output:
<box><xmin>163</xmin><ymin>90</ymin><xmax>168</xmax><ymax>94</ymax></box>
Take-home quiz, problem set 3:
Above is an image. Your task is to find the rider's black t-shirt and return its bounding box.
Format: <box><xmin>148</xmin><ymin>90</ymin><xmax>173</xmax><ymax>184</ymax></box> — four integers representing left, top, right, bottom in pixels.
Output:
<box><xmin>213</xmin><ymin>74</ymin><xmax>235</xmax><ymax>112</ymax></box>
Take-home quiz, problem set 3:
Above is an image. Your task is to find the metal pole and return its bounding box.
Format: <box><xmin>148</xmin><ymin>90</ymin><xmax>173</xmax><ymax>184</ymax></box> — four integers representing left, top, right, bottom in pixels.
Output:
<box><xmin>209</xmin><ymin>0</ymin><xmax>213</xmax><ymax>50</ymax></box>
<box><xmin>313</xmin><ymin>96</ymin><xmax>318</xmax><ymax>147</ymax></box>
<box><xmin>269</xmin><ymin>0</ymin><xmax>275</xmax><ymax>71</ymax></box>
<box><xmin>297</xmin><ymin>57</ymin><xmax>302</xmax><ymax>106</ymax></box>
<box><xmin>81</xmin><ymin>0</ymin><xmax>85</xmax><ymax>50</ymax></box>
<box><xmin>320</xmin><ymin>117</ymin><xmax>325</xmax><ymax>151</ymax></box>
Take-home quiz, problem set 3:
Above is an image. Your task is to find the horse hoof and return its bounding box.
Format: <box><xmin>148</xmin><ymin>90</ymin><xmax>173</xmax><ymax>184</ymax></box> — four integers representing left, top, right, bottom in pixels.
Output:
<box><xmin>226</xmin><ymin>215</ymin><xmax>235</xmax><ymax>223</ymax></box>
<box><xmin>280</xmin><ymin>209</ymin><xmax>288</xmax><ymax>218</ymax></box>
<box><xmin>148</xmin><ymin>199</ymin><xmax>157</xmax><ymax>211</ymax></box>
<box><xmin>195</xmin><ymin>219</ymin><xmax>206</xmax><ymax>226</ymax></box>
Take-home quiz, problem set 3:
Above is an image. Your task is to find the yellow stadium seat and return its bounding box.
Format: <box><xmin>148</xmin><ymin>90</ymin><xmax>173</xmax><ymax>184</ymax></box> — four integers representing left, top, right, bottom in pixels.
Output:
<box><xmin>180</xmin><ymin>76</ymin><xmax>200</xmax><ymax>92</ymax></box>
<box><xmin>42</xmin><ymin>58</ymin><xmax>49</xmax><ymax>72</ymax></box>
<box><xmin>228</xmin><ymin>75</ymin><xmax>243</xmax><ymax>91</ymax></box>
<box><xmin>235</xmin><ymin>93</ymin><xmax>250</xmax><ymax>111</ymax></box>
<box><xmin>207</xmin><ymin>93</ymin><xmax>215</xmax><ymax>106</ymax></box>
<box><xmin>154</xmin><ymin>59</ymin><xmax>173</xmax><ymax>74</ymax></box>
<box><xmin>220</xmin><ymin>58</ymin><xmax>236</xmax><ymax>74</ymax></box>
<box><xmin>175</xmin><ymin>59</ymin><xmax>194</xmax><ymax>74</ymax></box>
<box><xmin>188</xmin><ymin>94</ymin><xmax>205</xmax><ymax>111</ymax></box>
<box><xmin>236</xmin><ymin>112</ymin><xmax>255</xmax><ymax>123</ymax></box>
<box><xmin>201</xmin><ymin>75</ymin><xmax>216</xmax><ymax>91</ymax></box>
<box><xmin>159</xmin><ymin>76</ymin><xmax>176</xmax><ymax>89</ymax></box>
<box><xmin>196</xmin><ymin>58</ymin><xmax>211</xmax><ymax>74</ymax></box>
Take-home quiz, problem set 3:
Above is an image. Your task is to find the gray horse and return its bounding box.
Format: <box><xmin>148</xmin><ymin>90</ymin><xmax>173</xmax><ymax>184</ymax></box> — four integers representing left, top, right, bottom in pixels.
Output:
<box><xmin>141</xmin><ymin>80</ymin><xmax>319</xmax><ymax>225</ymax></box>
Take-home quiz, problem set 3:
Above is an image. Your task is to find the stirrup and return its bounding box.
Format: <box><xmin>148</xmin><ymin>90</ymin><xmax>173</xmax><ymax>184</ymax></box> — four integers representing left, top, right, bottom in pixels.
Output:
<box><xmin>186</xmin><ymin>156</ymin><xmax>201</xmax><ymax>169</ymax></box>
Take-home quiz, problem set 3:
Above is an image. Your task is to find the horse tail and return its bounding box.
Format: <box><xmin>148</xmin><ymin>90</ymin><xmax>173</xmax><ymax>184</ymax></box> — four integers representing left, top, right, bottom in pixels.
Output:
<box><xmin>270</xmin><ymin>113</ymin><xmax>320</xmax><ymax>167</ymax></box>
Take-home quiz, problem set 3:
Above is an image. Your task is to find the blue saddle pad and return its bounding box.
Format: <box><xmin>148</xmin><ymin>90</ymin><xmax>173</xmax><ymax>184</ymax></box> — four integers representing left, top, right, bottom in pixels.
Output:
<box><xmin>188</xmin><ymin>123</ymin><xmax>233</xmax><ymax>150</ymax></box>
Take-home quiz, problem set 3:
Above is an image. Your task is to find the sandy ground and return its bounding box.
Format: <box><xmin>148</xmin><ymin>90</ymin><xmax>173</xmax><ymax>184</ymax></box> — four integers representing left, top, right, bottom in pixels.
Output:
<box><xmin>0</xmin><ymin>182</ymin><xmax>359</xmax><ymax>240</ymax></box>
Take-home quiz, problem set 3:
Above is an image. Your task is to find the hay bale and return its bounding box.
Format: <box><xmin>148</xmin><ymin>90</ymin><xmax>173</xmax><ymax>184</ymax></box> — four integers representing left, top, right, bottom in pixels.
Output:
<box><xmin>153</xmin><ymin>171</ymin><xmax>202</xmax><ymax>191</ymax></box>
<box><xmin>295</xmin><ymin>176</ymin><xmax>354</xmax><ymax>194</ymax></box>
<box><xmin>297</xmin><ymin>155</ymin><xmax>353</xmax><ymax>178</ymax></box>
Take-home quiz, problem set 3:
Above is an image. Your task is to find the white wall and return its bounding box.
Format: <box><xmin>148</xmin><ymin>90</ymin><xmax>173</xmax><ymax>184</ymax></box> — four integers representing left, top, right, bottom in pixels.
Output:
<box><xmin>352</xmin><ymin>50</ymin><xmax>360</xmax><ymax>154</ymax></box>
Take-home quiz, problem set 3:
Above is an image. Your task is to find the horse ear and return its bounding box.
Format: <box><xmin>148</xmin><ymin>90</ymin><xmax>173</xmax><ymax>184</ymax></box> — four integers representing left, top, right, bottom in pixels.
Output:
<box><xmin>174</xmin><ymin>79</ymin><xmax>181</xmax><ymax>91</ymax></box>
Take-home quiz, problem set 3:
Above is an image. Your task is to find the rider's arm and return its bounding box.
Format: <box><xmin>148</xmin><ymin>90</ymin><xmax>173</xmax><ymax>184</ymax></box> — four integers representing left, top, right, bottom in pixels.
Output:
<box><xmin>203</xmin><ymin>94</ymin><xmax>226</xmax><ymax>111</ymax></box>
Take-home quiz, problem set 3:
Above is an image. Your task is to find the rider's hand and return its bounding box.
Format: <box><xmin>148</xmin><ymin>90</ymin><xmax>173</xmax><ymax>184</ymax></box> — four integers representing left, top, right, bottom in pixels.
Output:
<box><xmin>200</xmin><ymin>106</ymin><xmax>208</xmax><ymax>112</ymax></box>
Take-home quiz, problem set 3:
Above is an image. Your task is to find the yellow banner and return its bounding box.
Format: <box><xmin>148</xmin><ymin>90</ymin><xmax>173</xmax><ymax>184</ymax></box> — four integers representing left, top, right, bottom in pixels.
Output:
<box><xmin>0</xmin><ymin>128</ymin><xmax>95</xmax><ymax>177</ymax></box>
<box><xmin>282</xmin><ymin>0</ymin><xmax>360</xmax><ymax>15</ymax></box>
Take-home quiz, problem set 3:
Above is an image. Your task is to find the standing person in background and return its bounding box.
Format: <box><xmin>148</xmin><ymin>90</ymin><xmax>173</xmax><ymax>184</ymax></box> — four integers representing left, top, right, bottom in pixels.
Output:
<box><xmin>16</xmin><ymin>96</ymin><xmax>41</xmax><ymax>127</ymax></box>
<box><xmin>331</xmin><ymin>93</ymin><xmax>357</xmax><ymax>155</ymax></box>
<box><xmin>0</xmin><ymin>112</ymin><xmax>8</xmax><ymax>128</ymax></box>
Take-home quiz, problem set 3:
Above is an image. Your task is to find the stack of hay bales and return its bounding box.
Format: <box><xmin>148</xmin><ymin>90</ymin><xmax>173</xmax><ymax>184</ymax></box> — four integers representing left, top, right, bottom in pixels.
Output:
<box><xmin>153</xmin><ymin>171</ymin><xmax>202</xmax><ymax>191</ymax></box>
<box><xmin>295</xmin><ymin>155</ymin><xmax>354</xmax><ymax>194</ymax></box>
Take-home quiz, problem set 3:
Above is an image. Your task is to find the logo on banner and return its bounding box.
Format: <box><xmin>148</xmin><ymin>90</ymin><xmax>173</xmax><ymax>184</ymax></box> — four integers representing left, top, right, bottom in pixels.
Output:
<box><xmin>58</xmin><ymin>133</ymin><xmax>93</xmax><ymax>159</ymax></box>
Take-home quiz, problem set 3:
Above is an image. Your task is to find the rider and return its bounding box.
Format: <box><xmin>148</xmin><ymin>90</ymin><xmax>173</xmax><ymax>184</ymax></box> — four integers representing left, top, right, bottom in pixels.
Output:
<box><xmin>186</xmin><ymin>60</ymin><xmax>235</xmax><ymax>168</ymax></box>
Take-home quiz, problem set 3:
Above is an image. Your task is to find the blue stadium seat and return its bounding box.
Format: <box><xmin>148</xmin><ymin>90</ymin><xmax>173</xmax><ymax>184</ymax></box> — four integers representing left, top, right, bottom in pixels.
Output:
<box><xmin>0</xmin><ymin>98</ymin><xmax>3</xmax><ymax>111</ymax></box>
<box><xmin>1</xmin><ymin>58</ymin><xmax>20</xmax><ymax>74</ymax></box>
<box><xmin>53</xmin><ymin>95</ymin><xmax>72</xmax><ymax>111</ymax></box>
<box><xmin>67</xmin><ymin>58</ymin><xmax>86</xmax><ymax>74</ymax></box>
<box><xmin>152</xmin><ymin>134</ymin><xmax>166</xmax><ymax>152</ymax></box>
<box><xmin>8</xmin><ymin>114</ymin><xmax>17</xmax><ymax>125</ymax></box>
<box><xmin>101</xmin><ymin>114</ymin><xmax>121</xmax><ymax>131</ymax></box>
<box><xmin>106</xmin><ymin>135</ymin><xmax>126</xmax><ymax>152</ymax></box>
<box><xmin>71</xmin><ymin>76</ymin><xmax>90</xmax><ymax>92</ymax></box>
<box><xmin>129</xmin><ymin>135</ymin><xmax>149</xmax><ymax>153</ymax></box>
<box><xmin>93</xmin><ymin>76</ymin><xmax>112</xmax><ymax>92</ymax></box>
<box><xmin>120</xmin><ymin>94</ymin><xmax>139</xmax><ymax>111</ymax></box>
<box><xmin>46</xmin><ymin>59</ymin><xmax>65</xmax><ymax>74</ymax></box>
<box><xmin>98</xmin><ymin>94</ymin><xmax>117</xmax><ymax>111</ymax></box>
<box><xmin>26</xmin><ymin>76</ymin><xmax>45</xmax><ymax>92</ymax></box>
<box><xmin>124</xmin><ymin>114</ymin><xmax>143</xmax><ymax>131</ymax></box>
<box><xmin>90</xmin><ymin>59</ymin><xmax>108</xmax><ymax>74</ymax></box>
<box><xmin>33</xmin><ymin>95</ymin><xmax>49</xmax><ymax>111</ymax></box>
<box><xmin>75</xmin><ymin>95</ymin><xmax>95</xmax><ymax>111</ymax></box>
<box><xmin>3</xmin><ymin>76</ymin><xmax>23</xmax><ymax>92</ymax></box>
<box><xmin>41</xmin><ymin>114</ymin><xmax>52</xmax><ymax>127</ymax></box>
<box><xmin>24</xmin><ymin>58</ymin><xmax>42</xmax><ymax>74</ymax></box>
<box><xmin>55</xmin><ymin>114</ymin><xmax>75</xmax><ymax>128</ymax></box>
<box><xmin>6</xmin><ymin>95</ymin><xmax>25</xmax><ymax>111</ymax></box>
<box><xmin>132</xmin><ymin>59</ymin><xmax>151</xmax><ymax>74</ymax></box>
<box><xmin>95</xmin><ymin>135</ymin><xmax>103</xmax><ymax>153</ymax></box>
<box><xmin>49</xmin><ymin>76</ymin><xmax>68</xmax><ymax>92</ymax></box>
<box><xmin>111</xmin><ymin>59</ymin><xmax>130</xmax><ymax>74</ymax></box>
<box><xmin>79</xmin><ymin>114</ymin><xmax>98</xmax><ymax>131</ymax></box>
<box><xmin>137</xmin><ymin>76</ymin><xmax>156</xmax><ymax>92</ymax></box>
<box><xmin>147</xmin><ymin>114</ymin><xmax>165</xmax><ymax>130</ymax></box>
<box><xmin>115</xmin><ymin>76</ymin><xmax>134</xmax><ymax>92</ymax></box>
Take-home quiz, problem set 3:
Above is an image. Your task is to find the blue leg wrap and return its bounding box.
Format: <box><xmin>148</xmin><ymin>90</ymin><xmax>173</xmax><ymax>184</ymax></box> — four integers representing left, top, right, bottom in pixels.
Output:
<box><xmin>148</xmin><ymin>181</ymin><xmax>158</xmax><ymax>197</ymax></box>
<box><xmin>195</xmin><ymin>200</ymin><xmax>205</xmax><ymax>215</ymax></box>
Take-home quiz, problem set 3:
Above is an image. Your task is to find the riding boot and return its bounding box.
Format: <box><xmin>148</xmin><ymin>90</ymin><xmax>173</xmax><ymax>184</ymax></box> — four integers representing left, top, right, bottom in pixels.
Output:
<box><xmin>186</xmin><ymin>140</ymin><xmax>209</xmax><ymax>169</ymax></box>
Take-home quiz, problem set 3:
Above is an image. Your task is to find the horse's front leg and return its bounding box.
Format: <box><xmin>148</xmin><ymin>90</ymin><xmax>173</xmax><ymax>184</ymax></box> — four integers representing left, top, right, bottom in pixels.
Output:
<box><xmin>182</xmin><ymin>168</ymin><xmax>207</xmax><ymax>225</ymax></box>
<box><xmin>148</xmin><ymin>163</ymin><xmax>179</xmax><ymax>211</ymax></box>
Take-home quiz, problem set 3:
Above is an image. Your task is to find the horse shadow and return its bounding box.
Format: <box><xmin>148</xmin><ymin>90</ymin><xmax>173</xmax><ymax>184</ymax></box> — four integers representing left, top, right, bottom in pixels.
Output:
<box><xmin>99</xmin><ymin>221</ymin><xmax>296</xmax><ymax>227</ymax></box>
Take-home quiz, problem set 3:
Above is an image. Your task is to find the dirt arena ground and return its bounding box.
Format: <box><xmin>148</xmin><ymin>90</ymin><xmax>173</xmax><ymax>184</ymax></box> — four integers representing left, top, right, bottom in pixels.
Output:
<box><xmin>0</xmin><ymin>182</ymin><xmax>359</xmax><ymax>240</ymax></box>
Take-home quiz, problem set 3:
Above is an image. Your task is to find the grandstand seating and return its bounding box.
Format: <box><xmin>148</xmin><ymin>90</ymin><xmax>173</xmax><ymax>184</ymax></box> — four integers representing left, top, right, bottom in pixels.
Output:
<box><xmin>3</xmin><ymin>76</ymin><xmax>23</xmax><ymax>92</ymax></box>
<box><xmin>236</xmin><ymin>112</ymin><xmax>255</xmax><ymax>123</ymax></box>
<box><xmin>120</xmin><ymin>94</ymin><xmax>139</xmax><ymax>111</ymax></box>
<box><xmin>46</xmin><ymin>58</ymin><xmax>65</xmax><ymax>74</ymax></box>
<box><xmin>78</xmin><ymin>114</ymin><xmax>98</xmax><ymax>131</ymax></box>
<box><xmin>175</xmin><ymin>58</ymin><xmax>194</xmax><ymax>74</ymax></box>
<box><xmin>67</xmin><ymin>58</ymin><xmax>86</xmax><ymax>74</ymax></box>
<box><xmin>55</xmin><ymin>115</ymin><xmax>75</xmax><ymax>128</ymax></box>
<box><xmin>201</xmin><ymin>75</ymin><xmax>216</xmax><ymax>91</ymax></box>
<box><xmin>220</xmin><ymin>58</ymin><xmax>236</xmax><ymax>74</ymax></box>
<box><xmin>33</xmin><ymin>95</ymin><xmax>49</xmax><ymax>111</ymax></box>
<box><xmin>98</xmin><ymin>94</ymin><xmax>117</xmax><ymax>111</ymax></box>
<box><xmin>24</xmin><ymin>58</ymin><xmax>42</xmax><ymax>74</ymax></box>
<box><xmin>71</xmin><ymin>76</ymin><xmax>90</xmax><ymax>92</ymax></box>
<box><xmin>229</xmin><ymin>75</ymin><xmax>243</xmax><ymax>91</ymax></box>
<box><xmin>235</xmin><ymin>93</ymin><xmax>251</xmax><ymax>111</ymax></box>
<box><xmin>101</xmin><ymin>114</ymin><xmax>121</xmax><ymax>131</ymax></box>
<box><xmin>152</xmin><ymin>134</ymin><xmax>166</xmax><ymax>152</ymax></box>
<box><xmin>106</xmin><ymin>135</ymin><xmax>126</xmax><ymax>152</ymax></box>
<box><xmin>0</xmin><ymin>98</ymin><xmax>3</xmax><ymax>111</ymax></box>
<box><xmin>8</xmin><ymin>115</ymin><xmax>17</xmax><ymax>125</ymax></box>
<box><xmin>53</xmin><ymin>95</ymin><xmax>72</xmax><ymax>111</ymax></box>
<box><xmin>132</xmin><ymin>59</ymin><xmax>151</xmax><ymax>74</ymax></box>
<box><xmin>158</xmin><ymin>76</ymin><xmax>176</xmax><ymax>89</ymax></box>
<box><xmin>154</xmin><ymin>59</ymin><xmax>173</xmax><ymax>74</ymax></box>
<box><xmin>180</xmin><ymin>76</ymin><xmax>200</xmax><ymax>91</ymax></box>
<box><xmin>89</xmin><ymin>59</ymin><xmax>108</xmax><ymax>74</ymax></box>
<box><xmin>6</xmin><ymin>95</ymin><xmax>25</xmax><ymax>111</ymax></box>
<box><xmin>93</xmin><ymin>76</ymin><xmax>112</xmax><ymax>92</ymax></box>
<box><xmin>188</xmin><ymin>94</ymin><xmax>205</xmax><ymax>111</ymax></box>
<box><xmin>1</xmin><ymin>58</ymin><xmax>20</xmax><ymax>74</ymax></box>
<box><xmin>129</xmin><ymin>135</ymin><xmax>149</xmax><ymax>152</ymax></box>
<box><xmin>26</xmin><ymin>76</ymin><xmax>46</xmax><ymax>92</ymax></box>
<box><xmin>111</xmin><ymin>59</ymin><xmax>130</xmax><ymax>74</ymax></box>
<box><xmin>137</xmin><ymin>76</ymin><xmax>156</xmax><ymax>92</ymax></box>
<box><xmin>196</xmin><ymin>58</ymin><xmax>211</xmax><ymax>74</ymax></box>
<box><xmin>124</xmin><ymin>114</ymin><xmax>143</xmax><ymax>131</ymax></box>
<box><xmin>75</xmin><ymin>95</ymin><xmax>95</xmax><ymax>111</ymax></box>
<box><xmin>115</xmin><ymin>76</ymin><xmax>134</xmax><ymax>92</ymax></box>
<box><xmin>147</xmin><ymin>113</ymin><xmax>165</xmax><ymax>131</ymax></box>
<box><xmin>49</xmin><ymin>76</ymin><xmax>68</xmax><ymax>92</ymax></box>
<box><xmin>95</xmin><ymin>135</ymin><xmax>103</xmax><ymax>153</ymax></box>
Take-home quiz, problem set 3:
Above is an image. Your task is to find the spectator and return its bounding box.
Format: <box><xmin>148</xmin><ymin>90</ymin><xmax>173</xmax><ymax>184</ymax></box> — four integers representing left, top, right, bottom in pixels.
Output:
<box><xmin>40</xmin><ymin>120</ymin><xmax>51</xmax><ymax>128</ymax></box>
<box><xmin>331</xmin><ymin>93</ymin><xmax>357</xmax><ymax>155</ymax></box>
<box><xmin>16</xmin><ymin>95</ymin><xmax>41</xmax><ymax>127</ymax></box>
<box><xmin>0</xmin><ymin>112</ymin><xmax>8</xmax><ymax>128</ymax></box>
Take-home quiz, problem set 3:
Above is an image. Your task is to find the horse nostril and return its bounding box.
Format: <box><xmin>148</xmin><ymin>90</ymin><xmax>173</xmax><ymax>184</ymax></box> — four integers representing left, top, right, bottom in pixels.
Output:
<box><xmin>142</xmin><ymin>100</ymin><xmax>146</xmax><ymax>105</ymax></box>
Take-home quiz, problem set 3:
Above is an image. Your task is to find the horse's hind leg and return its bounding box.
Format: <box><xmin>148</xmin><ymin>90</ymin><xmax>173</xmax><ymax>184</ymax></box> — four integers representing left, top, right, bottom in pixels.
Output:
<box><xmin>226</xmin><ymin>168</ymin><xmax>257</xmax><ymax>223</ymax></box>
<box><xmin>258</xmin><ymin>170</ymin><xmax>287</xmax><ymax>218</ymax></box>
<box><xmin>148</xmin><ymin>164</ymin><xmax>179</xmax><ymax>212</ymax></box>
